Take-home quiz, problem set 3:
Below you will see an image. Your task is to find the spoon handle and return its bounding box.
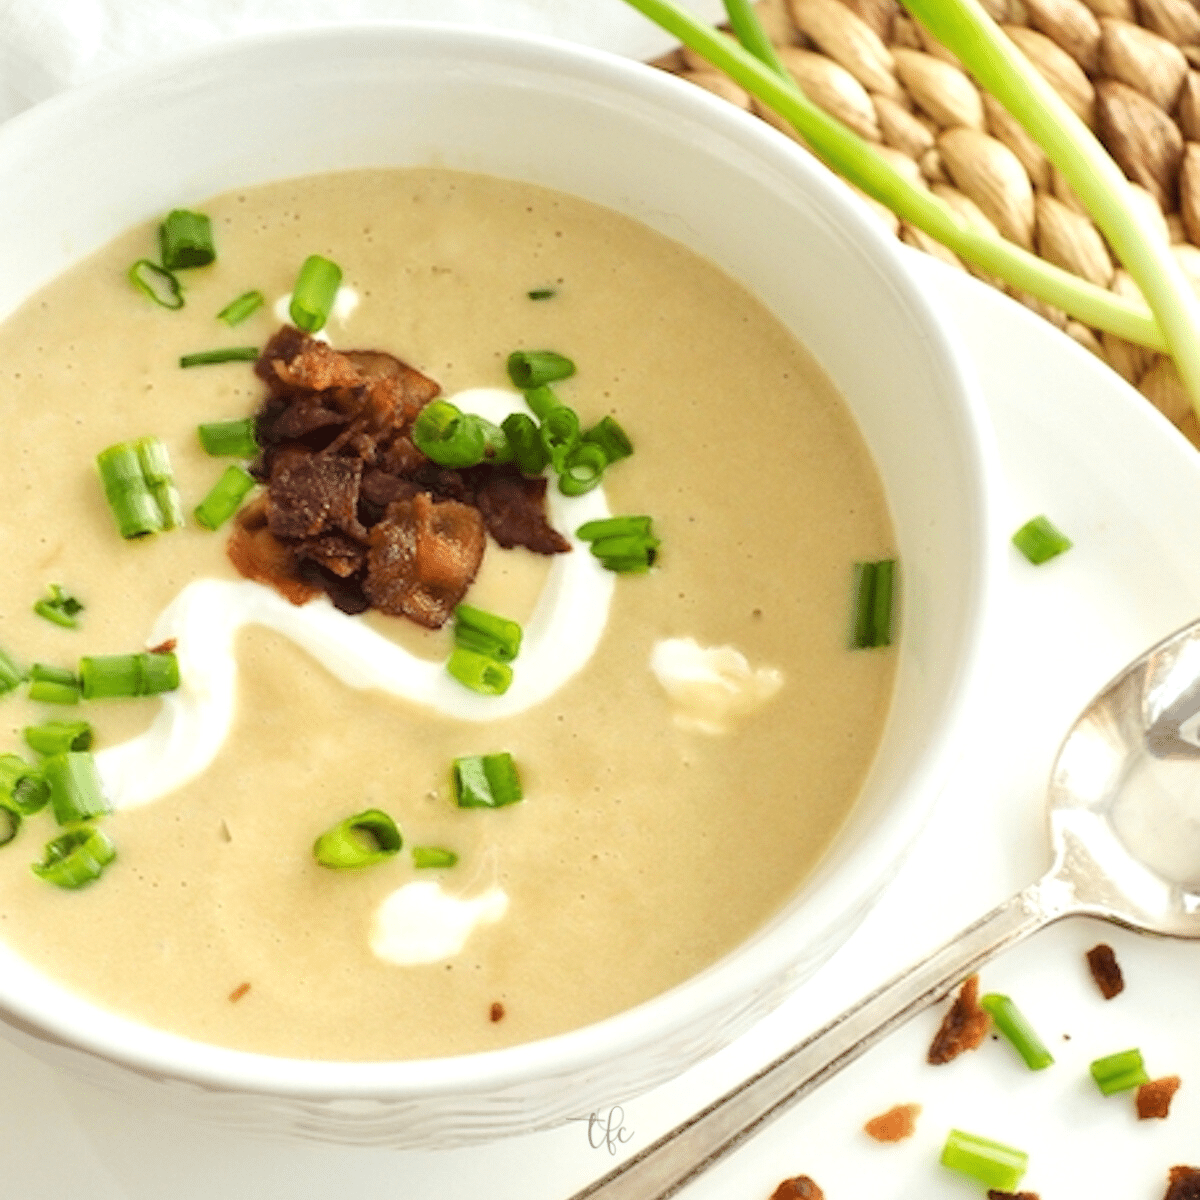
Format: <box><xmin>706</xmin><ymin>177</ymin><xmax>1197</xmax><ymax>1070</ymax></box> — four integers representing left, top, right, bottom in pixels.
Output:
<box><xmin>570</xmin><ymin>879</ymin><xmax>1062</xmax><ymax>1200</ymax></box>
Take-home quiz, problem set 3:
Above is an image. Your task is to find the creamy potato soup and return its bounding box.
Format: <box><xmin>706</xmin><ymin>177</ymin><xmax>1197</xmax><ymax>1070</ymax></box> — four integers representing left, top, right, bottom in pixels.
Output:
<box><xmin>0</xmin><ymin>169</ymin><xmax>895</xmax><ymax>1060</ymax></box>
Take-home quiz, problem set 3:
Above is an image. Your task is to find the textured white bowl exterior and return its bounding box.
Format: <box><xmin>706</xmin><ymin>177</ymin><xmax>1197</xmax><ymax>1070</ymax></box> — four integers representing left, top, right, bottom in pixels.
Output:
<box><xmin>0</xmin><ymin>24</ymin><xmax>1001</xmax><ymax>1148</ymax></box>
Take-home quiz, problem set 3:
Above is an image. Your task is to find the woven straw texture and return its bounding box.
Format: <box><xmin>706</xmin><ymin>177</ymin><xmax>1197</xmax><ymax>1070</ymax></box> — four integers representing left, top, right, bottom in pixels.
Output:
<box><xmin>654</xmin><ymin>0</ymin><xmax>1200</xmax><ymax>447</ymax></box>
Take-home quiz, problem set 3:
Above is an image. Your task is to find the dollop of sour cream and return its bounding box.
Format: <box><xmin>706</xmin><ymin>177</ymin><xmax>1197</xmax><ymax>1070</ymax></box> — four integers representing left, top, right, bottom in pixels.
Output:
<box><xmin>370</xmin><ymin>881</ymin><xmax>509</xmax><ymax>965</ymax></box>
<box><xmin>649</xmin><ymin>637</ymin><xmax>783</xmax><ymax>734</ymax></box>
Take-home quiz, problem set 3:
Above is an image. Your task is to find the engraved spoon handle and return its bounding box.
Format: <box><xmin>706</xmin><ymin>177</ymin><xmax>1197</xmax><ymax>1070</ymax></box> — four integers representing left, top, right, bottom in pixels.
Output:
<box><xmin>569</xmin><ymin>879</ymin><xmax>1065</xmax><ymax>1200</ymax></box>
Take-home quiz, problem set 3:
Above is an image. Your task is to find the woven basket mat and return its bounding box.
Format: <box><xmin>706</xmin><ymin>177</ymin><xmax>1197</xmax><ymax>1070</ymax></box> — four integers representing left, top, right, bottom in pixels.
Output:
<box><xmin>652</xmin><ymin>0</ymin><xmax>1200</xmax><ymax>450</ymax></box>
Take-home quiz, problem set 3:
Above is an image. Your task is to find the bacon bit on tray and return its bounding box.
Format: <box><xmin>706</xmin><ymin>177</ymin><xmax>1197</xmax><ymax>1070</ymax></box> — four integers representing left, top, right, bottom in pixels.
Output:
<box><xmin>1164</xmin><ymin>1166</ymin><xmax>1200</xmax><ymax>1200</ymax></box>
<box><xmin>1138</xmin><ymin>1075</ymin><xmax>1182</xmax><ymax>1120</ymax></box>
<box><xmin>863</xmin><ymin>1102</ymin><xmax>921</xmax><ymax>1142</ymax></box>
<box><xmin>147</xmin><ymin>638</ymin><xmax>178</xmax><ymax>654</ymax></box>
<box><xmin>228</xmin><ymin>982</ymin><xmax>251</xmax><ymax>1003</ymax></box>
<box><xmin>489</xmin><ymin>1002</ymin><xmax>506</xmax><ymax>1023</ymax></box>
<box><xmin>1086</xmin><ymin>943</ymin><xmax>1125</xmax><ymax>999</ymax></box>
<box><xmin>770</xmin><ymin>1176</ymin><xmax>824</xmax><ymax>1200</ymax></box>
<box><xmin>927</xmin><ymin>974</ymin><xmax>991</xmax><ymax>1065</ymax></box>
<box><xmin>986</xmin><ymin>1191</ymin><xmax>1041</xmax><ymax>1199</ymax></box>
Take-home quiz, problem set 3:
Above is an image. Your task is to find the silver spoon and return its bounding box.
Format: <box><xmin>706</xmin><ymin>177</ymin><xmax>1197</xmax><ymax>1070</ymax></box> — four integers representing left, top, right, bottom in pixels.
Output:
<box><xmin>570</xmin><ymin>614</ymin><xmax>1200</xmax><ymax>1200</ymax></box>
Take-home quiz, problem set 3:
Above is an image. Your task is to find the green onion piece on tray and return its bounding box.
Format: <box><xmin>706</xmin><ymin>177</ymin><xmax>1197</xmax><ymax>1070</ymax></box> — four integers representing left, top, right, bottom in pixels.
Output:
<box><xmin>501</xmin><ymin>412</ymin><xmax>550</xmax><ymax>476</ymax></box>
<box><xmin>454</xmin><ymin>605</ymin><xmax>523</xmax><ymax>664</ymax></box>
<box><xmin>31</xmin><ymin>824</ymin><xmax>116</xmax><ymax>889</ymax></box>
<box><xmin>96</xmin><ymin>436</ymin><xmax>184</xmax><ymax>538</ymax></box>
<box><xmin>28</xmin><ymin>664</ymin><xmax>81</xmax><ymax>706</ymax></box>
<box><xmin>33</xmin><ymin>584</ymin><xmax>84</xmax><ymax>629</ymax></box>
<box><xmin>1012</xmin><ymin>515</ymin><xmax>1073</xmax><ymax>565</ymax></box>
<box><xmin>979</xmin><ymin>992</ymin><xmax>1055</xmax><ymax>1070</ymax></box>
<box><xmin>42</xmin><ymin>752</ymin><xmax>110</xmax><ymax>825</ymax></box>
<box><xmin>0</xmin><ymin>646</ymin><xmax>23</xmax><ymax>696</ymax></box>
<box><xmin>313</xmin><ymin>809</ymin><xmax>402</xmax><ymax>869</ymax></box>
<box><xmin>852</xmin><ymin>559</ymin><xmax>897</xmax><ymax>649</ymax></box>
<box><xmin>412</xmin><ymin>845</ymin><xmax>459</xmax><ymax>869</ymax></box>
<box><xmin>577</xmin><ymin>515</ymin><xmax>654</xmax><ymax>541</ymax></box>
<box><xmin>180</xmin><ymin>346</ymin><xmax>259</xmax><ymax>368</ymax></box>
<box><xmin>198</xmin><ymin>416</ymin><xmax>259</xmax><ymax>458</ymax></box>
<box><xmin>217</xmin><ymin>289</ymin><xmax>265</xmax><ymax>326</ymax></box>
<box><xmin>523</xmin><ymin>384</ymin><xmax>562</xmax><ymax>421</ymax></box>
<box><xmin>527</xmin><ymin>287</ymin><xmax>556</xmax><ymax>301</ymax></box>
<box><xmin>128</xmin><ymin>259</ymin><xmax>184</xmax><ymax>310</ymax></box>
<box><xmin>447</xmin><ymin>647</ymin><xmax>514</xmax><ymax>696</ymax></box>
<box><xmin>0</xmin><ymin>805</ymin><xmax>18</xmax><ymax>848</ymax></box>
<box><xmin>939</xmin><ymin>1129</ymin><xmax>1028</xmax><ymax>1192</ymax></box>
<box><xmin>0</xmin><ymin>754</ymin><xmax>49</xmax><ymax>815</ymax></box>
<box><xmin>159</xmin><ymin>209</ymin><xmax>215</xmax><ymax>270</ymax></box>
<box><xmin>452</xmin><ymin>752</ymin><xmax>523</xmax><ymax>809</ymax></box>
<box><xmin>539</xmin><ymin>405</ymin><xmax>582</xmax><ymax>471</ymax></box>
<box><xmin>558</xmin><ymin>441</ymin><xmax>609</xmax><ymax>496</ymax></box>
<box><xmin>79</xmin><ymin>651</ymin><xmax>180</xmax><ymax>700</ymax></box>
<box><xmin>1090</xmin><ymin>1048</ymin><xmax>1151</xmax><ymax>1095</ymax></box>
<box><xmin>506</xmin><ymin>349</ymin><xmax>576</xmax><ymax>389</ymax></box>
<box><xmin>289</xmin><ymin>254</ymin><xmax>342</xmax><ymax>333</ymax></box>
<box><xmin>412</xmin><ymin>400</ymin><xmax>489</xmax><ymax>468</ymax></box>
<box><xmin>24</xmin><ymin>720</ymin><xmax>93</xmax><ymax>757</ymax></box>
<box><xmin>582</xmin><ymin>415</ymin><xmax>634</xmax><ymax>464</ymax></box>
<box><xmin>194</xmin><ymin>464</ymin><xmax>257</xmax><ymax>530</ymax></box>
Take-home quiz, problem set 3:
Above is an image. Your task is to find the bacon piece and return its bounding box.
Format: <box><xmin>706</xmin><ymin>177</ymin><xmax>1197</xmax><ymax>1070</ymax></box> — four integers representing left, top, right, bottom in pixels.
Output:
<box><xmin>266</xmin><ymin>450</ymin><xmax>365</xmax><ymax>541</ymax></box>
<box><xmin>927</xmin><ymin>974</ymin><xmax>990</xmax><ymax>1065</ymax></box>
<box><xmin>1086</xmin><ymin>943</ymin><xmax>1124</xmax><ymax>999</ymax></box>
<box><xmin>470</xmin><ymin>467</ymin><xmax>571</xmax><ymax>554</ymax></box>
<box><xmin>364</xmin><ymin>493</ymin><xmax>486</xmax><ymax>629</ymax></box>
<box><xmin>863</xmin><ymin>1102</ymin><xmax>921</xmax><ymax>1142</ymax></box>
<box><xmin>1137</xmin><ymin>1075</ymin><xmax>1182</xmax><ymax>1120</ymax></box>
<box><xmin>770</xmin><ymin>1178</ymin><xmax>824</xmax><ymax>1200</ymax></box>
<box><xmin>1165</xmin><ymin>1167</ymin><xmax>1200</xmax><ymax>1200</ymax></box>
<box><xmin>226</xmin><ymin>496</ymin><xmax>321</xmax><ymax>606</ymax></box>
<box><xmin>256</xmin><ymin>326</ymin><xmax>367</xmax><ymax>394</ymax></box>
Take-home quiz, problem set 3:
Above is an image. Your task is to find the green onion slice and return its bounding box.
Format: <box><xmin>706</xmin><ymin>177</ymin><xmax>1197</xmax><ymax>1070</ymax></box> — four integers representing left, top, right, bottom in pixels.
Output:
<box><xmin>159</xmin><ymin>209</ymin><xmax>215</xmax><ymax>270</ymax></box>
<box><xmin>28</xmin><ymin>663</ymin><xmax>81</xmax><ymax>706</ymax></box>
<box><xmin>523</xmin><ymin>384</ymin><xmax>562</xmax><ymax>421</ymax></box>
<box><xmin>289</xmin><ymin>254</ymin><xmax>342</xmax><ymax>333</ymax></box>
<box><xmin>0</xmin><ymin>805</ymin><xmax>18</xmax><ymax>848</ymax></box>
<box><xmin>217</xmin><ymin>289</ymin><xmax>265</xmax><ymax>326</ymax></box>
<box><xmin>79</xmin><ymin>651</ymin><xmax>180</xmax><ymax>700</ymax></box>
<box><xmin>558</xmin><ymin>441</ymin><xmax>609</xmax><ymax>496</ymax></box>
<box><xmin>852</xmin><ymin>559</ymin><xmax>897</xmax><ymax>649</ymax></box>
<box><xmin>447</xmin><ymin>647</ymin><xmax>514</xmax><ymax>697</ymax></box>
<box><xmin>24</xmin><ymin>720</ymin><xmax>93</xmax><ymax>757</ymax></box>
<box><xmin>412</xmin><ymin>400</ymin><xmax>489</xmax><ymax>468</ymax></box>
<box><xmin>452</xmin><ymin>752</ymin><xmax>523</xmax><ymax>809</ymax></box>
<box><xmin>939</xmin><ymin>1129</ymin><xmax>1028</xmax><ymax>1192</ymax></box>
<box><xmin>577</xmin><ymin>515</ymin><xmax>655</xmax><ymax>542</ymax></box>
<box><xmin>180</xmin><ymin>346</ymin><xmax>259</xmax><ymax>368</ymax></box>
<box><xmin>33</xmin><ymin>584</ymin><xmax>84</xmax><ymax>629</ymax></box>
<box><xmin>0</xmin><ymin>646</ymin><xmax>23</xmax><ymax>696</ymax></box>
<box><xmin>1090</xmin><ymin>1047</ymin><xmax>1151</xmax><ymax>1095</ymax></box>
<box><xmin>454</xmin><ymin>605</ymin><xmax>523</xmax><ymax>663</ymax></box>
<box><xmin>128</xmin><ymin>259</ymin><xmax>184</xmax><ymax>310</ymax></box>
<box><xmin>43</xmin><ymin>752</ymin><xmax>110</xmax><ymax>825</ymax></box>
<box><xmin>501</xmin><ymin>412</ymin><xmax>550</xmax><ymax>476</ymax></box>
<box><xmin>31</xmin><ymin>823</ymin><xmax>116</xmax><ymax>888</ymax></box>
<box><xmin>0</xmin><ymin>754</ymin><xmax>49</xmax><ymax>815</ymax></box>
<box><xmin>539</xmin><ymin>405</ymin><xmax>582</xmax><ymax>470</ymax></box>
<box><xmin>582</xmin><ymin>415</ymin><xmax>634</xmax><ymax>464</ymax></box>
<box><xmin>1012</xmin><ymin>515</ymin><xmax>1073</xmax><ymax>565</ymax></box>
<box><xmin>198</xmin><ymin>416</ymin><xmax>259</xmax><ymax>458</ymax></box>
<box><xmin>586</xmin><ymin>532</ymin><xmax>661</xmax><ymax>573</ymax></box>
<box><xmin>477</xmin><ymin>415</ymin><xmax>514</xmax><ymax>464</ymax></box>
<box><xmin>527</xmin><ymin>287</ymin><xmax>557</xmax><ymax>300</ymax></box>
<box><xmin>412</xmin><ymin>845</ymin><xmax>459</xmax><ymax>869</ymax></box>
<box><xmin>194</xmin><ymin>464</ymin><xmax>257</xmax><ymax>531</ymax></box>
<box><xmin>96</xmin><ymin>436</ymin><xmax>184</xmax><ymax>538</ymax></box>
<box><xmin>313</xmin><ymin>809</ymin><xmax>402</xmax><ymax>869</ymax></box>
<box><xmin>979</xmin><ymin>992</ymin><xmax>1054</xmax><ymax>1070</ymax></box>
<box><xmin>506</xmin><ymin>350</ymin><xmax>576</xmax><ymax>389</ymax></box>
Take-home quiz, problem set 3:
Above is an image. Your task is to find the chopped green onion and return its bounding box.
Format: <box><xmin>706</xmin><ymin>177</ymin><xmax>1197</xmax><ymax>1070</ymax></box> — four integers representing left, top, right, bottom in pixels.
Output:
<box><xmin>577</xmin><ymin>515</ymin><xmax>655</xmax><ymax>542</ymax></box>
<box><xmin>852</xmin><ymin>559</ymin><xmax>897</xmax><ymax>649</ymax></box>
<box><xmin>28</xmin><ymin>664</ymin><xmax>81</xmax><ymax>706</ymax></box>
<box><xmin>582</xmin><ymin>415</ymin><xmax>634</xmax><ymax>464</ymax></box>
<box><xmin>31</xmin><ymin>824</ymin><xmax>116</xmax><ymax>888</ymax></box>
<box><xmin>1012</xmin><ymin>515</ymin><xmax>1072</xmax><ymax>565</ymax></box>
<box><xmin>476</xmin><ymin>415</ymin><xmax>514</xmax><ymax>464</ymax></box>
<box><xmin>447</xmin><ymin>647</ymin><xmax>514</xmax><ymax>696</ymax></box>
<box><xmin>33</xmin><ymin>584</ymin><xmax>84</xmax><ymax>629</ymax></box>
<box><xmin>412</xmin><ymin>846</ymin><xmax>459</xmax><ymax>869</ymax></box>
<box><xmin>79</xmin><ymin>651</ymin><xmax>180</xmax><ymax>700</ymax></box>
<box><xmin>558</xmin><ymin>441</ymin><xmax>609</xmax><ymax>496</ymax></box>
<box><xmin>452</xmin><ymin>752</ymin><xmax>523</xmax><ymax>809</ymax></box>
<box><xmin>506</xmin><ymin>350</ymin><xmax>576</xmax><ymax>389</ymax></box>
<box><xmin>159</xmin><ymin>209</ymin><xmax>215</xmax><ymax>270</ymax></box>
<box><xmin>289</xmin><ymin>254</ymin><xmax>342</xmax><ymax>333</ymax></box>
<box><xmin>96</xmin><ymin>436</ymin><xmax>184</xmax><ymax>538</ymax></box>
<box><xmin>0</xmin><ymin>754</ymin><xmax>49</xmax><ymax>815</ymax></box>
<box><xmin>0</xmin><ymin>805</ymin><xmax>18</xmax><ymax>848</ymax></box>
<box><xmin>198</xmin><ymin>416</ymin><xmax>259</xmax><ymax>458</ymax></box>
<box><xmin>217</xmin><ymin>289</ymin><xmax>265</xmax><ymax>326</ymax></box>
<box><xmin>0</xmin><ymin>646</ymin><xmax>23</xmax><ymax>696</ymax></box>
<box><xmin>313</xmin><ymin>809</ymin><xmax>402</xmax><ymax>869</ymax></box>
<box><xmin>501</xmin><ymin>412</ymin><xmax>550</xmax><ymax>475</ymax></box>
<box><xmin>194</xmin><ymin>464</ymin><xmax>257</xmax><ymax>530</ymax></box>
<box><xmin>1090</xmin><ymin>1048</ymin><xmax>1151</xmax><ymax>1095</ymax></box>
<box><xmin>454</xmin><ymin>605</ymin><xmax>523</xmax><ymax>664</ymax></box>
<box><xmin>939</xmin><ymin>1129</ymin><xmax>1028</xmax><ymax>1192</ymax></box>
<box><xmin>180</xmin><ymin>346</ymin><xmax>259</xmax><ymax>368</ymax></box>
<box><xmin>979</xmin><ymin>992</ymin><xmax>1054</xmax><ymax>1070</ymax></box>
<box><xmin>523</xmin><ymin>385</ymin><xmax>562</xmax><ymax>421</ymax></box>
<box><xmin>539</xmin><ymin>405</ymin><xmax>581</xmax><ymax>471</ymax></box>
<box><xmin>582</xmin><ymin>522</ymin><xmax>661</xmax><ymax>572</ymax></box>
<box><xmin>128</xmin><ymin>259</ymin><xmax>183</xmax><ymax>310</ymax></box>
<box><xmin>411</xmin><ymin>400</ymin><xmax>488</xmax><ymax>468</ymax></box>
<box><xmin>24</xmin><ymin>720</ymin><xmax>93</xmax><ymax>756</ymax></box>
<box><xmin>42</xmin><ymin>752</ymin><xmax>110</xmax><ymax>825</ymax></box>
<box><xmin>527</xmin><ymin>287</ymin><xmax>557</xmax><ymax>300</ymax></box>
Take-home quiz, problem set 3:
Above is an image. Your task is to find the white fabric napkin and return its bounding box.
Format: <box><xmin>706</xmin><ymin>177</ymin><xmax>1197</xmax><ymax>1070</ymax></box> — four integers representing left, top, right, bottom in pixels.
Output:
<box><xmin>0</xmin><ymin>0</ymin><xmax>723</xmax><ymax>124</ymax></box>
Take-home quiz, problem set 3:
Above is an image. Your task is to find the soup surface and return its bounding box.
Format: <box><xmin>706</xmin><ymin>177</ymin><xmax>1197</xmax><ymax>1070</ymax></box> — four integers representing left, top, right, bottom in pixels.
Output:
<box><xmin>0</xmin><ymin>169</ymin><xmax>895</xmax><ymax>1059</ymax></box>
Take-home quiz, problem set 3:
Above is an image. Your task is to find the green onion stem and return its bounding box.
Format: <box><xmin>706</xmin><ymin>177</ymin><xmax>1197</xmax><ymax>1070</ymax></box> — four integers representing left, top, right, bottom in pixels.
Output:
<box><xmin>502</xmin><ymin>412</ymin><xmax>550</xmax><ymax>475</ymax></box>
<box><xmin>539</xmin><ymin>405</ymin><xmax>582</xmax><ymax>470</ymax></box>
<box><xmin>31</xmin><ymin>824</ymin><xmax>116</xmax><ymax>888</ymax></box>
<box><xmin>33</xmin><ymin>584</ymin><xmax>84</xmax><ymax>629</ymax></box>
<box><xmin>940</xmin><ymin>1129</ymin><xmax>1028</xmax><ymax>1192</ymax></box>
<box><xmin>42</xmin><ymin>752</ymin><xmax>110</xmax><ymax>825</ymax></box>
<box><xmin>313</xmin><ymin>809</ymin><xmax>402</xmax><ymax>869</ymax></box>
<box><xmin>289</xmin><ymin>254</ymin><xmax>342</xmax><ymax>333</ymax></box>
<box><xmin>0</xmin><ymin>646</ymin><xmax>23</xmax><ymax>696</ymax></box>
<box><xmin>1012</xmin><ymin>514</ymin><xmax>1072</xmax><ymax>564</ymax></box>
<box><xmin>454</xmin><ymin>605</ymin><xmax>523</xmax><ymax>663</ymax></box>
<box><xmin>852</xmin><ymin>559</ymin><xmax>897</xmax><ymax>649</ymax></box>
<box><xmin>28</xmin><ymin>664</ymin><xmax>81</xmax><ymax>706</ymax></box>
<box><xmin>24</xmin><ymin>720</ymin><xmax>94</xmax><ymax>756</ymax></box>
<box><xmin>96</xmin><ymin>436</ymin><xmax>184</xmax><ymax>538</ymax></box>
<box><xmin>194</xmin><ymin>464</ymin><xmax>257</xmax><ymax>530</ymax></box>
<box><xmin>217</xmin><ymin>289</ymin><xmax>265</xmax><ymax>326</ymax></box>
<box><xmin>620</xmin><ymin>0</ymin><xmax>1165</xmax><ymax>350</ymax></box>
<box><xmin>79</xmin><ymin>651</ymin><xmax>180</xmax><ymax>700</ymax></box>
<box><xmin>979</xmin><ymin>992</ymin><xmax>1054</xmax><ymax>1070</ymax></box>
<box><xmin>452</xmin><ymin>752</ymin><xmax>524</xmax><ymax>809</ymax></box>
<box><xmin>159</xmin><ymin>209</ymin><xmax>215</xmax><ymax>270</ymax></box>
<box><xmin>447</xmin><ymin>647</ymin><xmax>514</xmax><ymax>696</ymax></box>
<box><xmin>523</xmin><ymin>384</ymin><xmax>562</xmax><ymax>421</ymax></box>
<box><xmin>180</xmin><ymin>346</ymin><xmax>259</xmax><ymax>368</ymax></box>
<box><xmin>412</xmin><ymin>845</ymin><xmax>459</xmax><ymax>869</ymax></box>
<box><xmin>507</xmin><ymin>350</ymin><xmax>576</xmax><ymax>389</ymax></box>
<box><xmin>412</xmin><ymin>400</ymin><xmax>489</xmax><ymax>468</ymax></box>
<box><xmin>0</xmin><ymin>754</ymin><xmax>49</xmax><ymax>815</ymax></box>
<box><xmin>128</xmin><ymin>259</ymin><xmax>183</xmax><ymax>310</ymax></box>
<box><xmin>198</xmin><ymin>416</ymin><xmax>259</xmax><ymax>458</ymax></box>
<box><xmin>0</xmin><ymin>806</ymin><xmax>18</xmax><ymax>848</ymax></box>
<box><xmin>583</xmin><ymin>415</ymin><xmax>634</xmax><ymax>464</ymax></box>
<box><xmin>1090</xmin><ymin>1047</ymin><xmax>1151</xmax><ymax>1095</ymax></box>
<box><xmin>558</xmin><ymin>442</ymin><xmax>610</xmax><ymax>496</ymax></box>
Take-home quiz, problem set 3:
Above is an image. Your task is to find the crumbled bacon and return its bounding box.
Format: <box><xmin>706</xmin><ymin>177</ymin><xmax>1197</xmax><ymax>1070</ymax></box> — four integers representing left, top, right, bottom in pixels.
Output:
<box><xmin>927</xmin><ymin>974</ymin><xmax>990</xmax><ymax>1065</ymax></box>
<box><xmin>770</xmin><ymin>1177</ymin><xmax>823</xmax><ymax>1200</ymax></box>
<box><xmin>1138</xmin><ymin>1075</ymin><xmax>1182</xmax><ymax>1120</ymax></box>
<box><xmin>228</xmin><ymin>327</ymin><xmax>570</xmax><ymax>628</ymax></box>
<box><xmin>1086</xmin><ymin>943</ymin><xmax>1124</xmax><ymax>999</ymax></box>
<box><xmin>1165</xmin><ymin>1166</ymin><xmax>1200</xmax><ymax>1200</ymax></box>
<box><xmin>863</xmin><ymin>1102</ymin><xmax>921</xmax><ymax>1142</ymax></box>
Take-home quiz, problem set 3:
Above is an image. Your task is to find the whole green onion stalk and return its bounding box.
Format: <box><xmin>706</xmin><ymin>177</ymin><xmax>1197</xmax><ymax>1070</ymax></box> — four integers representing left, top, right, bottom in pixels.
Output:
<box><xmin>620</xmin><ymin>0</ymin><xmax>1173</xmax><ymax>361</ymax></box>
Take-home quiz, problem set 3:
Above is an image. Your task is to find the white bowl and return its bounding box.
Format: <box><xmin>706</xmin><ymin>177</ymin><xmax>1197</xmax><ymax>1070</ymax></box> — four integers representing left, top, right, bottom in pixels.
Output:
<box><xmin>0</xmin><ymin>23</ymin><xmax>1000</xmax><ymax>1148</ymax></box>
